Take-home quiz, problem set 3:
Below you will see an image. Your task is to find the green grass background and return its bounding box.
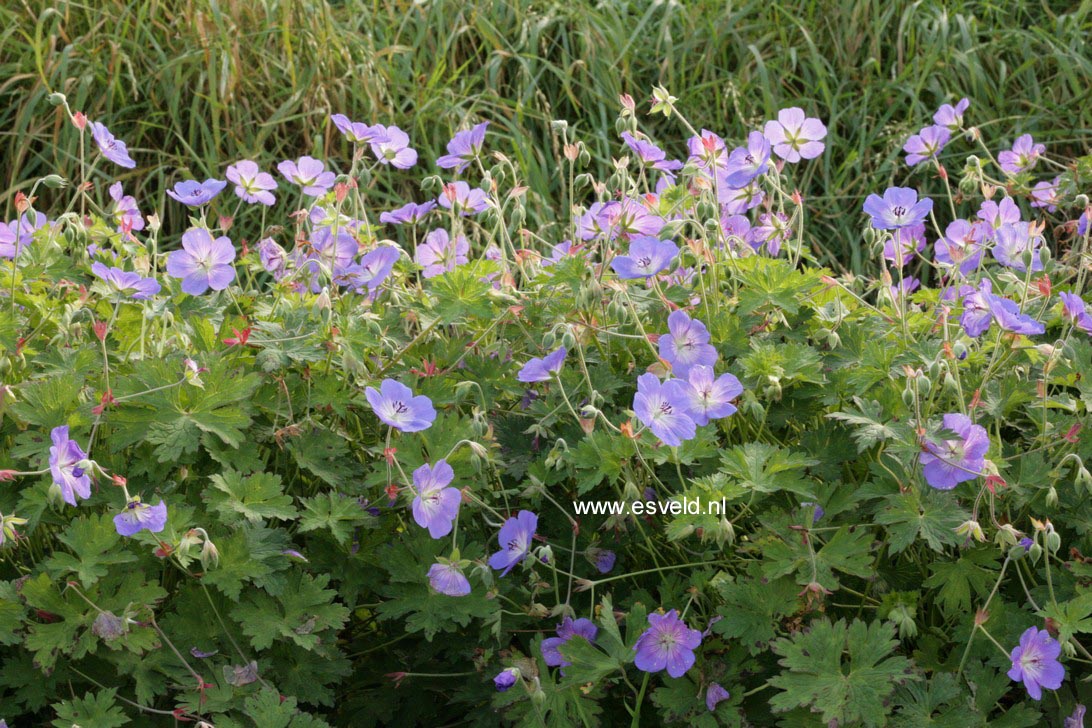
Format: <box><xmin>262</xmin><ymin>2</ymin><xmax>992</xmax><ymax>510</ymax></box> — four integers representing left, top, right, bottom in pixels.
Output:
<box><xmin>1</xmin><ymin>0</ymin><xmax>1090</xmax><ymax>272</ymax></box>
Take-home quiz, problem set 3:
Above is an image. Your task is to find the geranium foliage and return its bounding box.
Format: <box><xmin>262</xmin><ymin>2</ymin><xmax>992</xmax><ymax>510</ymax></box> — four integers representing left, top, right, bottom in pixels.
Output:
<box><xmin>0</xmin><ymin>88</ymin><xmax>1090</xmax><ymax>725</ymax></box>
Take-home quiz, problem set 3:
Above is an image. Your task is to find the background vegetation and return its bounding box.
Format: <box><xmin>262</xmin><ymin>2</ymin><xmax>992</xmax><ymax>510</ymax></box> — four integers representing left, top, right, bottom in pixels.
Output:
<box><xmin>2</xmin><ymin>0</ymin><xmax>1091</xmax><ymax>272</ymax></box>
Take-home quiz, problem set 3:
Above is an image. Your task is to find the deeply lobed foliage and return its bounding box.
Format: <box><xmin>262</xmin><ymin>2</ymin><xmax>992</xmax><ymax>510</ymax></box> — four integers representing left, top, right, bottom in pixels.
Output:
<box><xmin>0</xmin><ymin>81</ymin><xmax>1091</xmax><ymax>726</ymax></box>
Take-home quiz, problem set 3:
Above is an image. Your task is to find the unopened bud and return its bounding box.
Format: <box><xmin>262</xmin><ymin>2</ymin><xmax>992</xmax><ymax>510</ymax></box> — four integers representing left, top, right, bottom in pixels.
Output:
<box><xmin>41</xmin><ymin>174</ymin><xmax>67</xmax><ymax>189</ymax></box>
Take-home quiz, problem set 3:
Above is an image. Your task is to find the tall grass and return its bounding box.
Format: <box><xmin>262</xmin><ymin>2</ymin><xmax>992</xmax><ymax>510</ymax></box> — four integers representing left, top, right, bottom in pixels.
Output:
<box><xmin>1</xmin><ymin>0</ymin><xmax>1090</xmax><ymax>271</ymax></box>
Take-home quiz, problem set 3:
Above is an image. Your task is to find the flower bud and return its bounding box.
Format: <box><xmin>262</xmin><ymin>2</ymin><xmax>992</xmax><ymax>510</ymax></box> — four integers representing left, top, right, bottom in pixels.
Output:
<box><xmin>200</xmin><ymin>538</ymin><xmax>220</xmax><ymax>570</ymax></box>
<box><xmin>1028</xmin><ymin>542</ymin><xmax>1043</xmax><ymax>564</ymax></box>
<box><xmin>955</xmin><ymin>519</ymin><xmax>986</xmax><ymax>542</ymax></box>
<box><xmin>47</xmin><ymin>92</ymin><xmax>67</xmax><ymax>106</ymax></box>
<box><xmin>1045</xmin><ymin>526</ymin><xmax>1062</xmax><ymax>554</ymax></box>
<box><xmin>715</xmin><ymin>517</ymin><xmax>735</xmax><ymax>547</ymax></box>
<box><xmin>40</xmin><ymin>174</ymin><xmax>67</xmax><ymax>189</ymax></box>
<box><xmin>1046</xmin><ymin>486</ymin><xmax>1059</xmax><ymax>508</ymax></box>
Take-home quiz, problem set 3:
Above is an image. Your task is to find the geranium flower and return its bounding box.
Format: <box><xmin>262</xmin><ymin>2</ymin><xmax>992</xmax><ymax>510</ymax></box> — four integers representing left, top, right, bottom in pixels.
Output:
<box><xmin>1030</xmin><ymin>178</ymin><xmax>1060</xmax><ymax>212</ymax></box>
<box><xmin>90</xmin><ymin>122</ymin><xmax>136</xmax><ymax>168</ymax></box>
<box><xmin>167</xmin><ymin>179</ymin><xmax>227</xmax><ymax>207</ymax></box>
<box><xmin>659</xmin><ymin>310</ymin><xmax>718</xmax><ymax>378</ymax></box>
<box><xmin>959</xmin><ymin>279</ymin><xmax>993</xmax><ymax>338</ymax></box>
<box><xmin>621</xmin><ymin>132</ymin><xmax>683</xmax><ymax>175</ymax></box>
<box><xmin>933</xmin><ymin>98</ymin><xmax>970</xmax><ymax>131</ymax></box>
<box><xmin>365</xmin><ymin>379</ymin><xmax>436</xmax><ymax>432</ymax></box>
<box><xmin>723</xmin><ymin>131</ymin><xmax>771</xmax><ymax>187</ymax></box>
<box><xmin>718</xmin><ymin>178</ymin><xmax>764</xmax><ymax>214</ymax></box>
<box><xmin>987</xmin><ymin>294</ymin><xmax>1045</xmax><ymax>335</ymax></box>
<box><xmin>277</xmin><ymin>156</ymin><xmax>336</xmax><ymax>197</ymax></box>
<box><xmin>706</xmin><ymin>683</ymin><xmax>730</xmax><ymax>712</ymax></box>
<box><xmin>338</xmin><ymin>245</ymin><xmax>400</xmax><ymax>293</ymax></box>
<box><xmin>977</xmin><ymin>196</ymin><xmax>1021</xmax><ymax>233</ymax></box>
<box><xmin>380</xmin><ymin>201</ymin><xmax>436</xmax><ymax>225</ymax></box>
<box><xmin>1008</xmin><ymin>627</ymin><xmax>1065</xmax><ymax>700</ymax></box>
<box><xmin>437</xmin><ymin>181</ymin><xmax>489</xmax><ymax>215</ymax></box>
<box><xmin>686</xmin><ymin>130</ymin><xmax>728</xmax><ymax>172</ymax></box>
<box><xmin>999</xmin><ymin>134</ymin><xmax>1045</xmax><ymax>174</ymax></box>
<box><xmin>903</xmin><ymin>124</ymin><xmax>951</xmax><ymax>166</ymax></box>
<box><xmin>226</xmin><ymin>160</ymin><xmax>277</xmax><ymax>206</ymax></box>
<box><xmin>586</xmin><ymin>547</ymin><xmax>616</xmax><ymax>574</ymax></box>
<box><xmin>863</xmin><ymin>187</ymin><xmax>933</xmax><ymax>230</ymax></box>
<box><xmin>753</xmin><ymin>212</ymin><xmax>791</xmax><ymax>256</ymax></box>
<box><xmin>411</xmin><ymin>459</ymin><xmax>460</xmax><ymax>539</ymax></box>
<box><xmin>49</xmin><ymin>426</ymin><xmax>92</xmax><ymax>506</ymax></box>
<box><xmin>883</xmin><ymin>223</ymin><xmax>926</xmax><ymax>267</ymax></box>
<box><xmin>934</xmin><ymin>219</ymin><xmax>985</xmax><ymax>276</ymax></box>
<box><xmin>633</xmin><ymin>373</ymin><xmax>697</xmax><ymax>447</ymax></box>
<box><xmin>1060</xmin><ymin>292</ymin><xmax>1092</xmax><ymax>334</ymax></box>
<box><xmin>437</xmin><ymin>122</ymin><xmax>489</xmax><ymax>173</ymax></box>
<box><xmin>258</xmin><ymin>238</ymin><xmax>287</xmax><ymax>279</ymax></box>
<box><xmin>166</xmin><ymin>228</ymin><xmax>236</xmax><ymax>294</ymax></box>
<box><xmin>920</xmin><ymin>413</ymin><xmax>989</xmax><ymax>490</ymax></box>
<box><xmin>611</xmin><ymin>236</ymin><xmax>678</xmax><ymax>279</ymax></box>
<box><xmin>541</xmin><ymin>617</ymin><xmax>599</xmax><ymax>669</ymax></box>
<box><xmin>427</xmin><ymin>562</ymin><xmax>471</xmax><ymax>596</ymax></box>
<box><xmin>371</xmin><ymin>125</ymin><xmax>417</xmax><ymax>169</ymax></box>
<box><xmin>113</xmin><ymin>496</ymin><xmax>168</xmax><ymax>537</ymax></box>
<box><xmin>992</xmin><ymin>222</ymin><xmax>1043</xmax><ymax>272</ymax></box>
<box><xmin>633</xmin><ymin>609</ymin><xmax>703</xmax><ymax>677</ymax></box>
<box><xmin>763</xmin><ymin>107</ymin><xmax>827</xmax><ymax>163</ymax></box>
<box><xmin>493</xmin><ymin>667</ymin><xmax>520</xmax><ymax>692</ymax></box>
<box><xmin>108</xmin><ymin>182</ymin><xmax>144</xmax><ymax>233</ymax></box>
<box><xmin>91</xmin><ymin>262</ymin><xmax>161</xmax><ymax>300</ymax></box>
<box><xmin>415</xmin><ymin>229</ymin><xmax>469</xmax><ymax>278</ymax></box>
<box><xmin>517</xmin><ymin>346</ymin><xmax>567</xmax><ymax>383</ymax></box>
<box><xmin>488</xmin><ymin>510</ymin><xmax>537</xmax><ymax>576</ymax></box>
<box><xmin>330</xmin><ymin>113</ymin><xmax>388</xmax><ymax>145</ymax></box>
<box><xmin>679</xmin><ymin>365</ymin><xmax>743</xmax><ymax>426</ymax></box>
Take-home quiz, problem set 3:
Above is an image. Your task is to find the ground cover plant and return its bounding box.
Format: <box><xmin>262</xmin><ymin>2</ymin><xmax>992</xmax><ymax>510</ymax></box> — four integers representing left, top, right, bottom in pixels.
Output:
<box><xmin>3</xmin><ymin>3</ymin><xmax>1092</xmax><ymax>727</ymax></box>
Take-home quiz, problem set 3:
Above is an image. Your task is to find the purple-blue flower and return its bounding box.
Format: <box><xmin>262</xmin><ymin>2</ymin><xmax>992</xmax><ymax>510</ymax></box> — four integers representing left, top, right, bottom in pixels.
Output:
<box><xmin>587</xmin><ymin>547</ymin><xmax>616</xmax><ymax>574</ymax></box>
<box><xmin>437</xmin><ymin>181</ymin><xmax>489</xmax><ymax>215</ymax></box>
<box><xmin>978</xmin><ymin>196</ymin><xmax>1021</xmax><ymax>232</ymax></box>
<box><xmin>903</xmin><ymin>125</ymin><xmax>950</xmax><ymax>166</ymax></box>
<box><xmin>920</xmin><ymin>413</ymin><xmax>989</xmax><ymax>490</ymax></box>
<box><xmin>437</xmin><ymin>122</ymin><xmax>489</xmax><ymax>173</ymax></box>
<box><xmin>933</xmin><ymin>98</ymin><xmax>969</xmax><ymax>131</ymax></box>
<box><xmin>992</xmin><ymin>223</ymin><xmax>1043</xmax><ymax>273</ymax></box>
<box><xmin>883</xmin><ymin>223</ymin><xmax>926</xmax><ymax>268</ymax></box>
<box><xmin>108</xmin><ymin>182</ymin><xmax>144</xmax><ymax>233</ymax></box>
<box><xmin>621</xmin><ymin>132</ymin><xmax>683</xmax><ymax>175</ymax></box>
<box><xmin>338</xmin><ymin>245</ymin><xmax>400</xmax><ymax>293</ymax></box>
<box><xmin>416</xmin><ymin>229</ymin><xmax>469</xmax><ymax>278</ymax></box>
<box><xmin>488</xmin><ymin>510</ymin><xmax>537</xmax><ymax>576</ymax></box>
<box><xmin>934</xmin><ymin>219</ymin><xmax>985</xmax><ymax>276</ymax></box>
<box><xmin>706</xmin><ymin>683</ymin><xmax>730</xmax><ymax>712</ymax></box>
<box><xmin>277</xmin><ymin>156</ymin><xmax>336</xmax><ymax>197</ymax></box>
<box><xmin>379</xmin><ymin>201</ymin><xmax>437</xmax><ymax>225</ymax></box>
<box><xmin>987</xmin><ymin>294</ymin><xmax>1045</xmax><ymax>336</ymax></box>
<box><xmin>371</xmin><ymin>125</ymin><xmax>417</xmax><ymax>169</ymax></box>
<box><xmin>659</xmin><ymin>310</ymin><xmax>718</xmax><ymax>378</ymax></box>
<box><xmin>717</xmin><ymin>179</ymin><xmax>764</xmax><ymax>214</ymax></box>
<box><xmin>91</xmin><ymin>262</ymin><xmax>161</xmax><ymax>300</ymax></box>
<box><xmin>753</xmin><ymin>212</ymin><xmax>792</xmax><ymax>256</ymax></box>
<box><xmin>494</xmin><ymin>667</ymin><xmax>520</xmax><ymax>692</ymax></box>
<box><xmin>1031</xmin><ymin>178</ymin><xmax>1060</xmax><ymax>212</ymax></box>
<box><xmin>259</xmin><ymin>238</ymin><xmax>287</xmax><ymax>279</ymax></box>
<box><xmin>113</xmin><ymin>497</ymin><xmax>168</xmax><ymax>537</ymax></box>
<box><xmin>517</xmin><ymin>346</ymin><xmax>567</xmax><ymax>383</ymax></box>
<box><xmin>330</xmin><ymin>114</ymin><xmax>388</xmax><ymax>145</ymax></box>
<box><xmin>365</xmin><ymin>379</ymin><xmax>436</xmax><ymax>432</ymax></box>
<box><xmin>633</xmin><ymin>373</ymin><xmax>697</xmax><ymax>447</ymax></box>
<box><xmin>633</xmin><ymin>609</ymin><xmax>703</xmax><ymax>678</ymax></box>
<box><xmin>999</xmin><ymin>134</ymin><xmax>1045</xmax><ymax>175</ymax></box>
<box><xmin>679</xmin><ymin>365</ymin><xmax>743</xmax><ymax>426</ymax></box>
<box><xmin>723</xmin><ymin>131</ymin><xmax>772</xmax><ymax>187</ymax></box>
<box><xmin>49</xmin><ymin>426</ymin><xmax>91</xmax><ymax>506</ymax></box>
<box><xmin>1008</xmin><ymin>627</ymin><xmax>1065</xmax><ymax>700</ymax></box>
<box><xmin>763</xmin><ymin>107</ymin><xmax>827</xmax><ymax>163</ymax></box>
<box><xmin>1060</xmin><ymin>292</ymin><xmax>1092</xmax><ymax>334</ymax></box>
<box><xmin>541</xmin><ymin>616</ymin><xmax>599</xmax><ymax>668</ymax></box>
<box><xmin>226</xmin><ymin>160</ymin><xmax>277</xmax><ymax>206</ymax></box>
<box><xmin>166</xmin><ymin>228</ymin><xmax>236</xmax><ymax>295</ymax></box>
<box><xmin>167</xmin><ymin>179</ymin><xmax>227</xmax><ymax>207</ymax></box>
<box><xmin>611</xmin><ymin>236</ymin><xmax>678</xmax><ymax>279</ymax></box>
<box><xmin>90</xmin><ymin>122</ymin><xmax>136</xmax><ymax>169</ymax></box>
<box><xmin>863</xmin><ymin>187</ymin><xmax>933</xmax><ymax>230</ymax></box>
<box><xmin>959</xmin><ymin>279</ymin><xmax>993</xmax><ymax>338</ymax></box>
<box><xmin>428</xmin><ymin>562</ymin><xmax>471</xmax><ymax>597</ymax></box>
<box><xmin>411</xmin><ymin>459</ymin><xmax>460</xmax><ymax>539</ymax></box>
